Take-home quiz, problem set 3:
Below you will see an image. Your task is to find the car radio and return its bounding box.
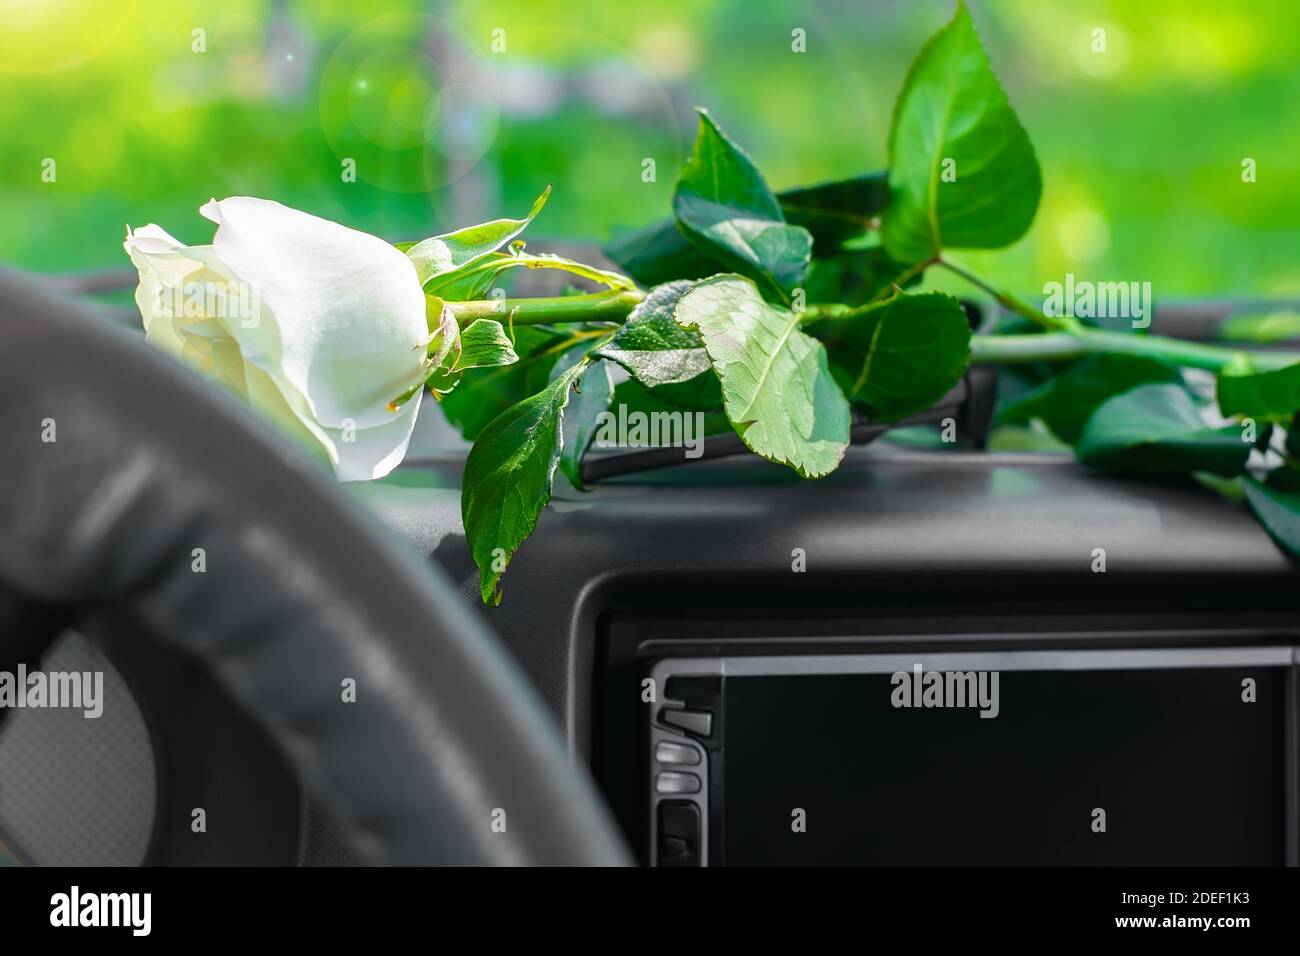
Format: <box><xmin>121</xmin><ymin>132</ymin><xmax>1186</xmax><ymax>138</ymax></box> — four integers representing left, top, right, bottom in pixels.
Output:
<box><xmin>645</xmin><ymin>647</ymin><xmax>1298</xmax><ymax>866</ymax></box>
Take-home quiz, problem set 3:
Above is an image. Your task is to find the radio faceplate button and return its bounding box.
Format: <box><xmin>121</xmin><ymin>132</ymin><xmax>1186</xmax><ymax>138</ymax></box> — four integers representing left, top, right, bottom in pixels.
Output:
<box><xmin>659</xmin><ymin>708</ymin><xmax>712</xmax><ymax>737</ymax></box>
<box><xmin>655</xmin><ymin>741</ymin><xmax>702</xmax><ymax>765</ymax></box>
<box><xmin>656</xmin><ymin>771</ymin><xmax>702</xmax><ymax>794</ymax></box>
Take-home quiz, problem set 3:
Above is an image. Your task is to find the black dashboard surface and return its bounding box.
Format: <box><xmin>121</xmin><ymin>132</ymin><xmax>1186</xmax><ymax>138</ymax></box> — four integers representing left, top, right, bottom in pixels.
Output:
<box><xmin>354</xmin><ymin>444</ymin><xmax>1300</xmax><ymax>759</ymax></box>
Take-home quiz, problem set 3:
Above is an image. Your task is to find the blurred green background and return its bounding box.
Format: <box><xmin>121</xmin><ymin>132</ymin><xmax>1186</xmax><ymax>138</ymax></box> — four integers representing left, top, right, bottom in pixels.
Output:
<box><xmin>2</xmin><ymin>0</ymin><xmax>1297</xmax><ymax>300</ymax></box>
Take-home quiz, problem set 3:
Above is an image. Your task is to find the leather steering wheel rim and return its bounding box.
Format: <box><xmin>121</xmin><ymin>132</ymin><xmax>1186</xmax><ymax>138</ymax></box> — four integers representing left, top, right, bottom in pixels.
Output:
<box><xmin>0</xmin><ymin>271</ymin><xmax>630</xmax><ymax>866</ymax></box>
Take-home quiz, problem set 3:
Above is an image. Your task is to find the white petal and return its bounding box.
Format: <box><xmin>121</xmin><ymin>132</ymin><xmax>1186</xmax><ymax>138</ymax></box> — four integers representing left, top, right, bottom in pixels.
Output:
<box><xmin>200</xmin><ymin>197</ymin><xmax>428</xmax><ymax>430</ymax></box>
<box><xmin>123</xmin><ymin>227</ymin><xmax>241</xmax><ymax>356</ymax></box>
<box><xmin>243</xmin><ymin>362</ymin><xmax>334</xmax><ymax>471</ymax></box>
<box><xmin>247</xmin><ymin>360</ymin><xmax>422</xmax><ymax>482</ymax></box>
<box><xmin>324</xmin><ymin>391</ymin><xmax>424</xmax><ymax>481</ymax></box>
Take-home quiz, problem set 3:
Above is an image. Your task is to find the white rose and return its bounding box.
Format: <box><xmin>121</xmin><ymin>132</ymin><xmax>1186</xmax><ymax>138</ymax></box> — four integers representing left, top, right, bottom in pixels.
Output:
<box><xmin>123</xmin><ymin>197</ymin><xmax>429</xmax><ymax>481</ymax></box>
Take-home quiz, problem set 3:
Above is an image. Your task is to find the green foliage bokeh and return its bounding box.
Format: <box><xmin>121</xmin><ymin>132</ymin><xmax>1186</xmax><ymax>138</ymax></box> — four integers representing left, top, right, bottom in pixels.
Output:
<box><xmin>2</xmin><ymin>0</ymin><xmax>1298</xmax><ymax>302</ymax></box>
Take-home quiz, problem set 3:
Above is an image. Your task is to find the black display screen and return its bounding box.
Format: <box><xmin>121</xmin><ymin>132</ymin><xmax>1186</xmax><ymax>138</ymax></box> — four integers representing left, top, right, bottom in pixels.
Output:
<box><xmin>722</xmin><ymin>667</ymin><xmax>1286</xmax><ymax>865</ymax></box>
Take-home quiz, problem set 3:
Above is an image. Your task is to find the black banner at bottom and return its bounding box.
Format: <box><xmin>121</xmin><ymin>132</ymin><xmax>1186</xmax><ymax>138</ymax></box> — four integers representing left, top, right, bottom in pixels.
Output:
<box><xmin>0</xmin><ymin>865</ymin><xmax>1294</xmax><ymax>941</ymax></box>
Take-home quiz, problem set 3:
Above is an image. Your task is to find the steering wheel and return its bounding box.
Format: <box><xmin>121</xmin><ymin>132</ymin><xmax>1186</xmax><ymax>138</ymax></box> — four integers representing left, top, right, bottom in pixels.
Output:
<box><xmin>0</xmin><ymin>271</ymin><xmax>630</xmax><ymax>866</ymax></box>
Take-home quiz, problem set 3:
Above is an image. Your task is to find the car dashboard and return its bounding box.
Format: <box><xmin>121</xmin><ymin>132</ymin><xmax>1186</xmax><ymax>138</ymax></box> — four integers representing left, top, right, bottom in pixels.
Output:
<box><xmin>362</xmin><ymin>443</ymin><xmax>1300</xmax><ymax>865</ymax></box>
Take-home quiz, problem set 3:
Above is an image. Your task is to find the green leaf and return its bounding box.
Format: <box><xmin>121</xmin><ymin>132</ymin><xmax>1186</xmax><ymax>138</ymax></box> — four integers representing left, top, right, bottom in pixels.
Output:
<box><xmin>422</xmin><ymin>260</ymin><xmax>503</xmax><ymax>301</ymax></box>
<box><xmin>426</xmin><ymin>248</ymin><xmax>634</xmax><ymax>301</ymax></box>
<box><xmin>439</xmin><ymin>325</ymin><xmax>576</xmax><ymax>440</ymax></box>
<box><xmin>456</xmin><ymin>319</ymin><xmax>519</xmax><ymax>369</ymax></box>
<box><xmin>995</xmin><ymin>354</ymin><xmax>1182</xmax><ymax>445</ymax></box>
<box><xmin>802</xmin><ymin>247</ymin><xmax>917</xmax><ymax>307</ymax></box>
<box><xmin>462</xmin><ymin>360</ymin><xmax>586</xmax><ymax>605</ymax></box>
<box><xmin>673</xmin><ymin>274</ymin><xmax>850</xmax><ymax>477</ymax></box>
<box><xmin>1244</xmin><ymin>476</ymin><xmax>1300</xmax><ymax>559</ymax></box>
<box><xmin>678</xmin><ymin>111</ymin><xmax>781</xmax><ymax>219</ymax></box>
<box><xmin>603</xmin><ymin>220</ymin><xmax>718</xmax><ymax>289</ymax></box>
<box><xmin>1216</xmin><ymin>355</ymin><xmax>1300</xmax><ymax>423</ymax></box>
<box><xmin>426</xmin><ymin>318</ymin><xmax>519</xmax><ymax>395</ymax></box>
<box><xmin>551</xmin><ymin>344</ymin><xmax>614</xmax><ymax>491</ymax></box>
<box><xmin>1266</xmin><ymin>457</ymin><xmax>1300</xmax><ymax>491</ymax></box>
<box><xmin>595</xmin><ymin>280</ymin><xmax>722</xmax><ymax>410</ymax></box>
<box><xmin>881</xmin><ymin>1</ymin><xmax>1041</xmax><ymax>263</ymax></box>
<box><xmin>1075</xmin><ymin>383</ymin><xmax>1250</xmax><ymax>477</ymax></box>
<box><xmin>810</xmin><ymin>291</ymin><xmax>970</xmax><ymax>421</ymax></box>
<box><xmin>673</xmin><ymin>110</ymin><xmax>812</xmax><ymax>303</ymax></box>
<box><xmin>406</xmin><ymin>187</ymin><xmax>550</xmax><ymax>288</ymax></box>
<box><xmin>777</xmin><ymin>173</ymin><xmax>890</xmax><ymax>250</ymax></box>
<box><xmin>609</xmin><ymin>378</ymin><xmax>732</xmax><ymax>440</ymax></box>
<box><xmin>607</xmin><ymin>173</ymin><xmax>890</xmax><ymax>287</ymax></box>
